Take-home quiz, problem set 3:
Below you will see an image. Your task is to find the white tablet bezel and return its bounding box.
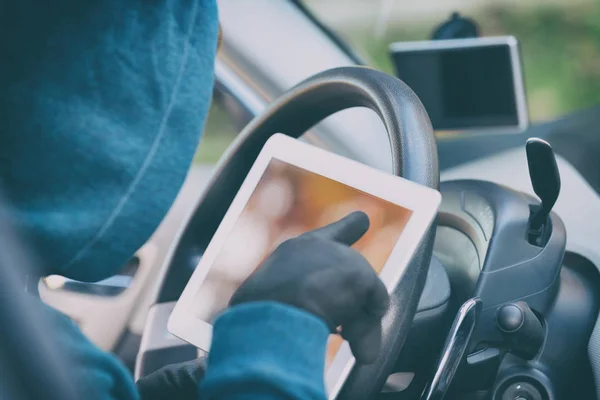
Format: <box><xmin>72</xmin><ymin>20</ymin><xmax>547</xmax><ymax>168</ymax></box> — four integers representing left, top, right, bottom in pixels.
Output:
<box><xmin>168</xmin><ymin>133</ymin><xmax>441</xmax><ymax>399</ymax></box>
<box><xmin>388</xmin><ymin>36</ymin><xmax>528</xmax><ymax>135</ymax></box>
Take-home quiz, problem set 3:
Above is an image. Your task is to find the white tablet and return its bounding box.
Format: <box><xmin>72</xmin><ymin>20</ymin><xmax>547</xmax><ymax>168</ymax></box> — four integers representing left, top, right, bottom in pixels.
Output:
<box><xmin>168</xmin><ymin>133</ymin><xmax>441</xmax><ymax>398</ymax></box>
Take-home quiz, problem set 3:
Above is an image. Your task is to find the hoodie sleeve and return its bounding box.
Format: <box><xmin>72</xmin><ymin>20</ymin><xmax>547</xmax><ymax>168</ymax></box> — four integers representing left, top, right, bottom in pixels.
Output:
<box><xmin>200</xmin><ymin>301</ymin><xmax>330</xmax><ymax>400</ymax></box>
<box><xmin>39</xmin><ymin>297</ymin><xmax>329</xmax><ymax>400</ymax></box>
<box><xmin>35</xmin><ymin>297</ymin><xmax>141</xmax><ymax>400</ymax></box>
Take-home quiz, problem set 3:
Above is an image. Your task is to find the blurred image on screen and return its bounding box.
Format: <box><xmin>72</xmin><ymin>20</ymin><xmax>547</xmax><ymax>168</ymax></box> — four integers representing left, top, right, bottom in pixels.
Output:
<box><xmin>190</xmin><ymin>158</ymin><xmax>413</xmax><ymax>366</ymax></box>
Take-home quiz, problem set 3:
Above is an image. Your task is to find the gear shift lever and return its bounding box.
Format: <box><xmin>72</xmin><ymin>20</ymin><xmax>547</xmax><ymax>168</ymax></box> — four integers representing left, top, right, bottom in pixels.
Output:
<box><xmin>526</xmin><ymin>138</ymin><xmax>561</xmax><ymax>246</ymax></box>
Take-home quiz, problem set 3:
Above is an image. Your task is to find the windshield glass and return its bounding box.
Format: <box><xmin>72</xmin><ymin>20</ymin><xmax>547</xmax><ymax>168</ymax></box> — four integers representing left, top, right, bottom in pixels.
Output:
<box><xmin>303</xmin><ymin>0</ymin><xmax>600</xmax><ymax>123</ymax></box>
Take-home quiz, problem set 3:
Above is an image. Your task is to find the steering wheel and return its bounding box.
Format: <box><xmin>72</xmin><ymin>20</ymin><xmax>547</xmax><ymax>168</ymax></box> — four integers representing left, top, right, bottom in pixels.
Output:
<box><xmin>163</xmin><ymin>66</ymin><xmax>439</xmax><ymax>399</ymax></box>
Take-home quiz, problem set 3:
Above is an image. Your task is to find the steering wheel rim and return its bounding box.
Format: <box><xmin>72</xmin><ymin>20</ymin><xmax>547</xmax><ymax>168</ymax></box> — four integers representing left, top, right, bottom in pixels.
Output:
<box><xmin>165</xmin><ymin>66</ymin><xmax>439</xmax><ymax>399</ymax></box>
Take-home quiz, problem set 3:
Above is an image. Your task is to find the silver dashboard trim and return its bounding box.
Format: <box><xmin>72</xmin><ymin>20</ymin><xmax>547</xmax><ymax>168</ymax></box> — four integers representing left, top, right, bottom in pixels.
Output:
<box><xmin>134</xmin><ymin>302</ymin><xmax>198</xmax><ymax>380</ymax></box>
<box><xmin>422</xmin><ymin>298</ymin><xmax>482</xmax><ymax>400</ymax></box>
<box><xmin>214</xmin><ymin>60</ymin><xmax>266</xmax><ymax>117</ymax></box>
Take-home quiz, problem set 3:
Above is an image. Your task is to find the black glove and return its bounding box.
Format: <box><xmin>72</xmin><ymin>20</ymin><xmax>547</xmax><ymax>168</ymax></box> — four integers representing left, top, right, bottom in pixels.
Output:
<box><xmin>136</xmin><ymin>359</ymin><xmax>207</xmax><ymax>400</ymax></box>
<box><xmin>230</xmin><ymin>211</ymin><xmax>390</xmax><ymax>364</ymax></box>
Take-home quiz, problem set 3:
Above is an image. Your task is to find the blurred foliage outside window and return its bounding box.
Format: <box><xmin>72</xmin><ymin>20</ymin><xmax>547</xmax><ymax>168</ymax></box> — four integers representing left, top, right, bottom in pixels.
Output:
<box><xmin>194</xmin><ymin>99</ymin><xmax>238</xmax><ymax>164</ymax></box>
<box><xmin>197</xmin><ymin>0</ymin><xmax>600</xmax><ymax>164</ymax></box>
<box><xmin>305</xmin><ymin>0</ymin><xmax>600</xmax><ymax>123</ymax></box>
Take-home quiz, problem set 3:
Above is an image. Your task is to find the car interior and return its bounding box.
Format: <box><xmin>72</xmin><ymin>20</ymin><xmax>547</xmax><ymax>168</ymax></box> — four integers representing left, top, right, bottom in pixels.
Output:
<box><xmin>4</xmin><ymin>1</ymin><xmax>600</xmax><ymax>399</ymax></box>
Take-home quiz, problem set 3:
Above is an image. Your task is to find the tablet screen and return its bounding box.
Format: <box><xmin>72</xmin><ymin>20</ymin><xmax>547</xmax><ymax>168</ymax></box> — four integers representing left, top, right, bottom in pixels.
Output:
<box><xmin>190</xmin><ymin>158</ymin><xmax>413</xmax><ymax>366</ymax></box>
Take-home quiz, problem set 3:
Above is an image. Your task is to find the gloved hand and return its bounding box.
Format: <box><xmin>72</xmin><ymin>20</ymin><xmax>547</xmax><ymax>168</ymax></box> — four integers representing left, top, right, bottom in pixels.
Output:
<box><xmin>136</xmin><ymin>359</ymin><xmax>207</xmax><ymax>400</ymax></box>
<box><xmin>230</xmin><ymin>211</ymin><xmax>390</xmax><ymax>364</ymax></box>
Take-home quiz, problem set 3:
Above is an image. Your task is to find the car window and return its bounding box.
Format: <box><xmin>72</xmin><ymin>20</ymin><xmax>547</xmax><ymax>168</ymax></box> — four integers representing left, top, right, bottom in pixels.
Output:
<box><xmin>303</xmin><ymin>0</ymin><xmax>600</xmax><ymax>123</ymax></box>
<box><xmin>194</xmin><ymin>96</ymin><xmax>239</xmax><ymax>164</ymax></box>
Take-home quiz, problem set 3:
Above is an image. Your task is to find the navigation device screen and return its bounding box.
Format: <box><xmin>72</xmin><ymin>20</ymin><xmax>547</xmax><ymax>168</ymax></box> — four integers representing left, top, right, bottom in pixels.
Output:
<box><xmin>390</xmin><ymin>42</ymin><xmax>520</xmax><ymax>131</ymax></box>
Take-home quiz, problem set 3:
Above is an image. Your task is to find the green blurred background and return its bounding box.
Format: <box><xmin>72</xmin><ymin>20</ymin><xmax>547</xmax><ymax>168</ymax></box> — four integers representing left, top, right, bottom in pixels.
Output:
<box><xmin>196</xmin><ymin>0</ymin><xmax>600</xmax><ymax>164</ymax></box>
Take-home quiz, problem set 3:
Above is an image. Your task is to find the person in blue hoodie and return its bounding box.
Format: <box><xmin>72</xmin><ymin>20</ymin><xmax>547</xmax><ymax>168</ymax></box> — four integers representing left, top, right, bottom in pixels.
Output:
<box><xmin>0</xmin><ymin>0</ymin><xmax>390</xmax><ymax>399</ymax></box>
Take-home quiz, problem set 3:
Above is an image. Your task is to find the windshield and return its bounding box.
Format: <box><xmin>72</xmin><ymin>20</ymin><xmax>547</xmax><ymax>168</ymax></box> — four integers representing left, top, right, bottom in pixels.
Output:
<box><xmin>302</xmin><ymin>0</ymin><xmax>600</xmax><ymax>123</ymax></box>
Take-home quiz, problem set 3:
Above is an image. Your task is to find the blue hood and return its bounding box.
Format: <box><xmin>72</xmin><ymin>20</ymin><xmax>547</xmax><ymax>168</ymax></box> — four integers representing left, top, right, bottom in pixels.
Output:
<box><xmin>0</xmin><ymin>0</ymin><xmax>219</xmax><ymax>281</ymax></box>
